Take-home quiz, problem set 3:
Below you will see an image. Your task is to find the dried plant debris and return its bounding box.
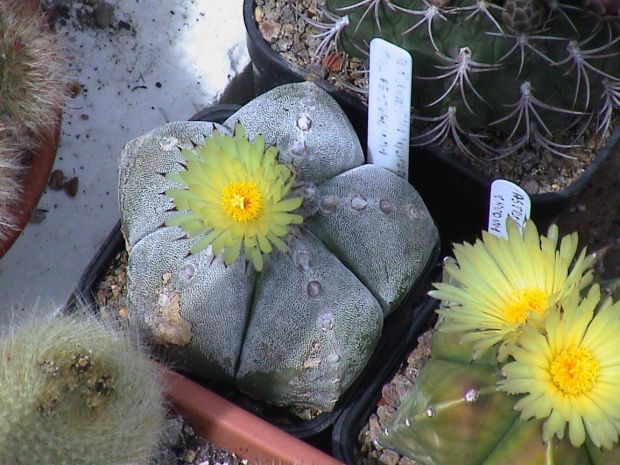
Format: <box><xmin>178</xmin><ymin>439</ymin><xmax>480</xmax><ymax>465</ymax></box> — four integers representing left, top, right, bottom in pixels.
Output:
<box><xmin>151</xmin><ymin>410</ymin><xmax>248</xmax><ymax>465</ymax></box>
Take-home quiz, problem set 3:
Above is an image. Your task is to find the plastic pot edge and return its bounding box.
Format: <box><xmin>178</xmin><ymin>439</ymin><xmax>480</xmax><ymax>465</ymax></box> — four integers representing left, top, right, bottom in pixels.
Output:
<box><xmin>331</xmin><ymin>298</ymin><xmax>439</xmax><ymax>464</ymax></box>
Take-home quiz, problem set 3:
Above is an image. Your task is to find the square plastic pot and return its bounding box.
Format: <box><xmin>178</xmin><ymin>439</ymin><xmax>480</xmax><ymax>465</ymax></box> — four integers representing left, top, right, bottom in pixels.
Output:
<box><xmin>69</xmin><ymin>97</ymin><xmax>442</xmax><ymax>440</ymax></box>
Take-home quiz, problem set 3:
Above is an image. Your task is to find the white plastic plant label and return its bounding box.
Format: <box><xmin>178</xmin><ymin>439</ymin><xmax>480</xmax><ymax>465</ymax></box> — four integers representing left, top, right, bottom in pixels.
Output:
<box><xmin>488</xmin><ymin>179</ymin><xmax>531</xmax><ymax>239</ymax></box>
<box><xmin>367</xmin><ymin>38</ymin><xmax>412</xmax><ymax>179</ymax></box>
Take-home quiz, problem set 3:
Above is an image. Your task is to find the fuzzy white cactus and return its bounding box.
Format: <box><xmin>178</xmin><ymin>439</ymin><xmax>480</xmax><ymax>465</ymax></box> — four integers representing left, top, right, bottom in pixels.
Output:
<box><xmin>0</xmin><ymin>310</ymin><xmax>166</xmax><ymax>465</ymax></box>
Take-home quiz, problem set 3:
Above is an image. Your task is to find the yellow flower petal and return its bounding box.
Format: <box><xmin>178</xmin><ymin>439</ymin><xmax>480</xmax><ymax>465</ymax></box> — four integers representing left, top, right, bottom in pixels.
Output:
<box><xmin>568</xmin><ymin>411</ymin><xmax>586</xmax><ymax>447</ymax></box>
<box><xmin>430</xmin><ymin>220</ymin><xmax>593</xmax><ymax>360</ymax></box>
<box><xmin>165</xmin><ymin>124</ymin><xmax>303</xmax><ymax>271</ymax></box>
<box><xmin>500</xmin><ymin>285</ymin><xmax>620</xmax><ymax>449</ymax></box>
<box><xmin>543</xmin><ymin>411</ymin><xmax>566</xmax><ymax>441</ymax></box>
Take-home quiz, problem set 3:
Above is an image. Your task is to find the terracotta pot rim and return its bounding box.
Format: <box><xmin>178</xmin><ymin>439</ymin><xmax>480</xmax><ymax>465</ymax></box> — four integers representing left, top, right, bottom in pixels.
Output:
<box><xmin>0</xmin><ymin>122</ymin><xmax>60</xmax><ymax>258</ymax></box>
<box><xmin>160</xmin><ymin>365</ymin><xmax>344</xmax><ymax>465</ymax></box>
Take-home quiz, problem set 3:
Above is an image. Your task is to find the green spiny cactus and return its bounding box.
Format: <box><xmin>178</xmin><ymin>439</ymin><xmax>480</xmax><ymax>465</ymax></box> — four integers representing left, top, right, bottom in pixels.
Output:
<box><xmin>378</xmin><ymin>326</ymin><xmax>595</xmax><ymax>464</ymax></box>
<box><xmin>377</xmin><ymin>223</ymin><xmax>620</xmax><ymax>464</ymax></box>
<box><xmin>0</xmin><ymin>312</ymin><xmax>166</xmax><ymax>465</ymax></box>
<box><xmin>317</xmin><ymin>0</ymin><xmax>620</xmax><ymax>157</ymax></box>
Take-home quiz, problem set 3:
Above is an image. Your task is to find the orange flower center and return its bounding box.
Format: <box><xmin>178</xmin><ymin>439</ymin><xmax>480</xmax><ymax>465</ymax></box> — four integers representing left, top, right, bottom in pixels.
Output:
<box><xmin>550</xmin><ymin>347</ymin><xmax>599</xmax><ymax>396</ymax></box>
<box><xmin>221</xmin><ymin>182</ymin><xmax>263</xmax><ymax>222</ymax></box>
<box><xmin>502</xmin><ymin>288</ymin><xmax>548</xmax><ymax>324</ymax></box>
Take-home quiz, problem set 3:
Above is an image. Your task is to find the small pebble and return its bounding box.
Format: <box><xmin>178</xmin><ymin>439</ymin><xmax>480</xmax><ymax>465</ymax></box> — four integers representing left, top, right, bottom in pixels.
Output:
<box><xmin>521</xmin><ymin>179</ymin><xmax>541</xmax><ymax>195</ymax></box>
<box><xmin>94</xmin><ymin>3</ymin><xmax>114</xmax><ymax>28</ymax></box>
<box><xmin>258</xmin><ymin>20</ymin><xmax>281</xmax><ymax>43</ymax></box>
<box><xmin>63</xmin><ymin>177</ymin><xmax>79</xmax><ymax>197</ymax></box>
<box><xmin>48</xmin><ymin>169</ymin><xmax>65</xmax><ymax>190</ymax></box>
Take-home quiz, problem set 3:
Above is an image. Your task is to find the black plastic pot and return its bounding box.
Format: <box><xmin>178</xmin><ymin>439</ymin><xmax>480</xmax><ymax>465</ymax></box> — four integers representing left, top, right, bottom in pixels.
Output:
<box><xmin>243</xmin><ymin>0</ymin><xmax>368</xmax><ymax>146</ymax></box>
<box><xmin>71</xmin><ymin>220</ymin><xmax>439</xmax><ymax>448</ymax></box>
<box><xmin>244</xmin><ymin>0</ymin><xmax>620</xmax><ymax>251</ymax></box>
<box><xmin>331</xmin><ymin>302</ymin><xmax>439</xmax><ymax>465</ymax></box>
<box><xmin>68</xmin><ymin>104</ymin><xmax>442</xmax><ymax>442</ymax></box>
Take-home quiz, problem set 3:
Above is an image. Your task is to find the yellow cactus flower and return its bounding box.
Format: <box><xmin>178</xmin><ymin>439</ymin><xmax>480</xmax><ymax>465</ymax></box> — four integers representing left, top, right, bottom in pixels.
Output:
<box><xmin>500</xmin><ymin>285</ymin><xmax>620</xmax><ymax>449</ymax></box>
<box><xmin>429</xmin><ymin>220</ymin><xmax>594</xmax><ymax>360</ymax></box>
<box><xmin>164</xmin><ymin>124</ymin><xmax>303</xmax><ymax>272</ymax></box>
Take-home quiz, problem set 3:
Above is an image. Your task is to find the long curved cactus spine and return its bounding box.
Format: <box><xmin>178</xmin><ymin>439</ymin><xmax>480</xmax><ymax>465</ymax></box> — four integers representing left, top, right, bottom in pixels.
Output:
<box><xmin>313</xmin><ymin>0</ymin><xmax>620</xmax><ymax>157</ymax></box>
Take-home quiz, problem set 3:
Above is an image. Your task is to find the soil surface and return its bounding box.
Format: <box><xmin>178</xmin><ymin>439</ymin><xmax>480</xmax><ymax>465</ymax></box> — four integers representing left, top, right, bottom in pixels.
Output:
<box><xmin>151</xmin><ymin>409</ymin><xmax>248</xmax><ymax>465</ymax></box>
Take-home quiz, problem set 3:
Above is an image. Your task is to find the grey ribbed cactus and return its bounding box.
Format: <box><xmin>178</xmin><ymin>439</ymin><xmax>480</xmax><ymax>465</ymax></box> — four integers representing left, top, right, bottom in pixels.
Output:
<box><xmin>118</xmin><ymin>82</ymin><xmax>439</xmax><ymax>411</ymax></box>
<box><xmin>316</xmin><ymin>0</ymin><xmax>620</xmax><ymax>157</ymax></box>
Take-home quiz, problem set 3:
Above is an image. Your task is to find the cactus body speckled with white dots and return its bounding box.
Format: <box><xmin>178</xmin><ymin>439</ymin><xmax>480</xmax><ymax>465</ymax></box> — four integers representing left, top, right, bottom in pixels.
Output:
<box><xmin>118</xmin><ymin>82</ymin><xmax>439</xmax><ymax>410</ymax></box>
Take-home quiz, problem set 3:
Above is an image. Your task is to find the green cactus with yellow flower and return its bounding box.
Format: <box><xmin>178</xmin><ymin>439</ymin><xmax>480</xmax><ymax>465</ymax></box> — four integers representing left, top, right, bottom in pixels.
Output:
<box><xmin>377</xmin><ymin>220</ymin><xmax>620</xmax><ymax>464</ymax></box>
